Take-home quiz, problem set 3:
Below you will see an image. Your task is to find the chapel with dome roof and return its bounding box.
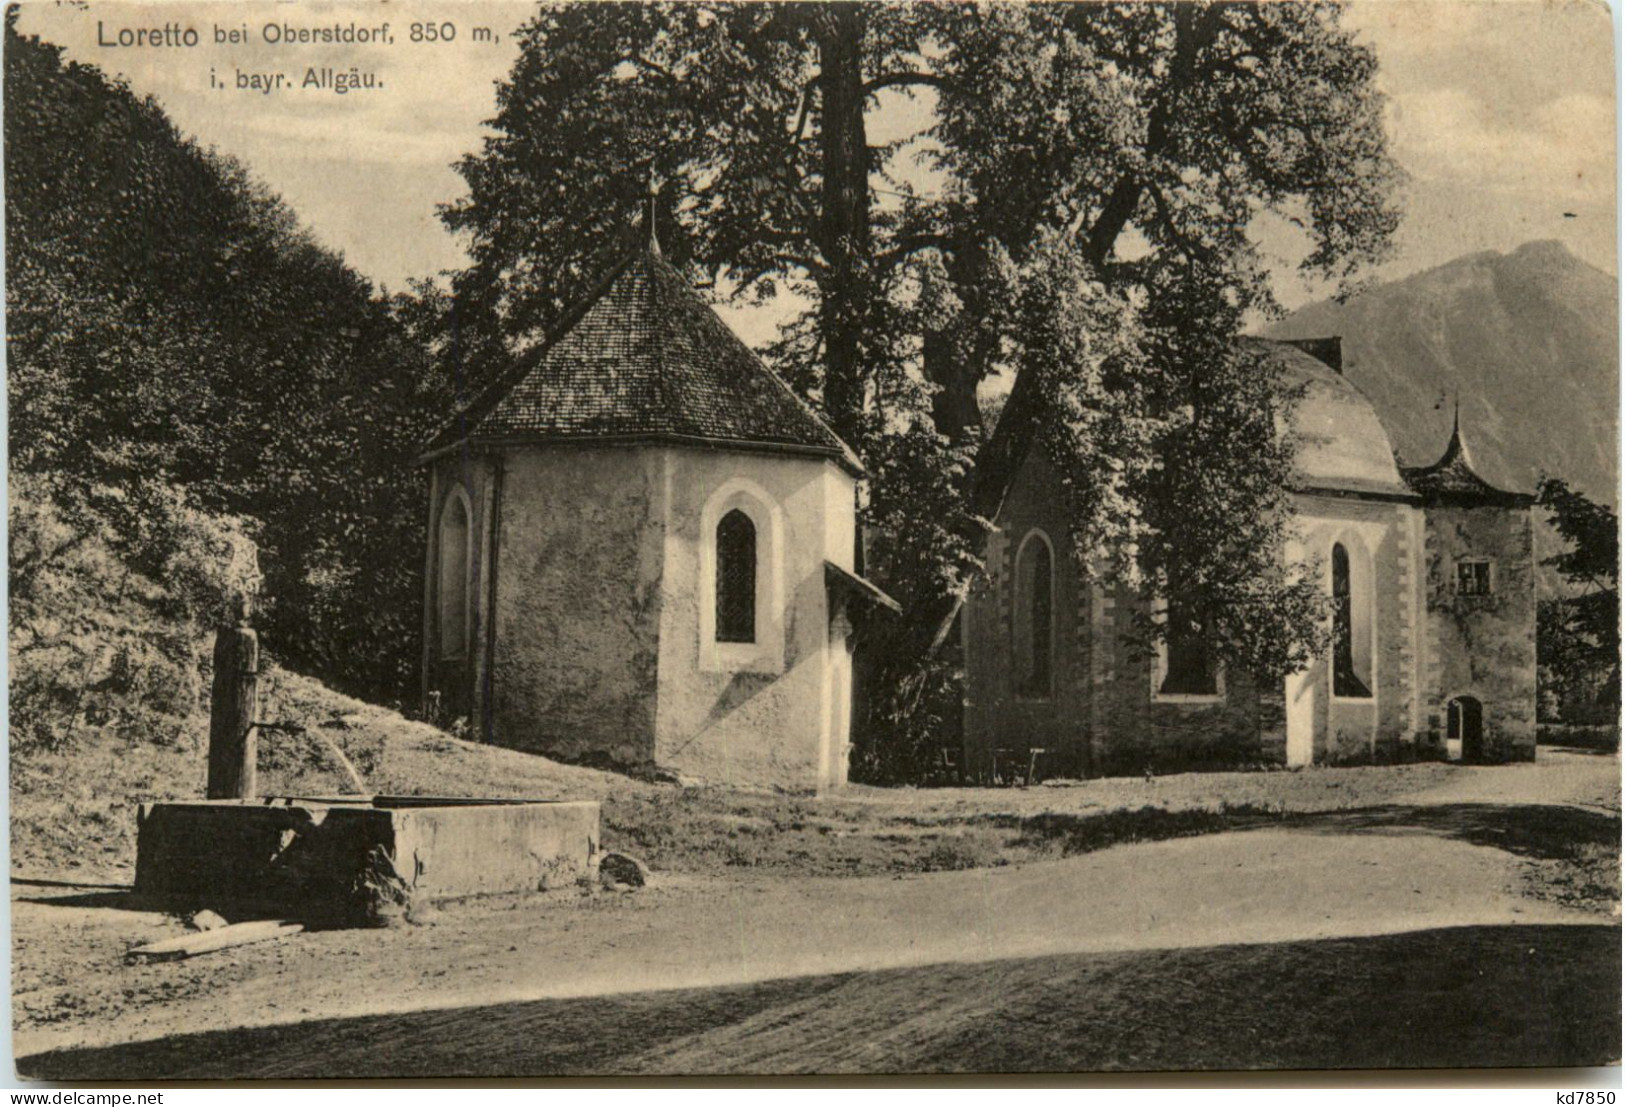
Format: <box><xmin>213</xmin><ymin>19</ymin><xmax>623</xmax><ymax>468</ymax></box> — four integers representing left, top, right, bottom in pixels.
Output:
<box><xmin>963</xmin><ymin>337</ymin><xmax>1538</xmax><ymax>774</ymax></box>
<box><xmin>418</xmin><ymin>204</ymin><xmax>893</xmax><ymax>792</ymax></box>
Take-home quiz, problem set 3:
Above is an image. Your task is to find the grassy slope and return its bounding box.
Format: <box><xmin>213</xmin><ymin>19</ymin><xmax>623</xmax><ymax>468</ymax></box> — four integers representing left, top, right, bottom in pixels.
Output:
<box><xmin>9</xmin><ymin>667</ymin><xmax>654</xmax><ymax>883</ymax></box>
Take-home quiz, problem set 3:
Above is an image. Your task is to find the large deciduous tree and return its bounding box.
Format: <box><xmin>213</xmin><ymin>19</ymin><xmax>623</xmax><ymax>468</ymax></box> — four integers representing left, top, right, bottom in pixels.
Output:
<box><xmin>441</xmin><ymin>0</ymin><xmax>1401</xmax><ymax>774</ymax></box>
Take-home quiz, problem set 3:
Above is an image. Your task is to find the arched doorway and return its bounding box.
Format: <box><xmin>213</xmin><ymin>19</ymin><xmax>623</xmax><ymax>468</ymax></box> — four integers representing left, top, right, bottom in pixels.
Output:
<box><xmin>1447</xmin><ymin>696</ymin><xmax>1484</xmax><ymax>763</ymax></box>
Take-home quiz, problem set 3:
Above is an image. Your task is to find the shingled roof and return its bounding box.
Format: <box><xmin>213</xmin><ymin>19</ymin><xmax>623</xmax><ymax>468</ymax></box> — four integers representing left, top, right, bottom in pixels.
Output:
<box><xmin>421</xmin><ymin>239</ymin><xmax>861</xmax><ymax>474</ymax></box>
<box><xmin>1400</xmin><ymin>406</ymin><xmax>1535</xmax><ymax>506</ymax></box>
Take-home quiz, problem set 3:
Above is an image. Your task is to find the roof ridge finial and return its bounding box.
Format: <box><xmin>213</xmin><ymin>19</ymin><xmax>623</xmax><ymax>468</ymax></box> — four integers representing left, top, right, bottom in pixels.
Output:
<box><xmin>644</xmin><ymin>165</ymin><xmax>661</xmax><ymax>257</ymax></box>
<box><xmin>1448</xmin><ymin>387</ymin><xmax>1477</xmax><ymax>469</ymax></box>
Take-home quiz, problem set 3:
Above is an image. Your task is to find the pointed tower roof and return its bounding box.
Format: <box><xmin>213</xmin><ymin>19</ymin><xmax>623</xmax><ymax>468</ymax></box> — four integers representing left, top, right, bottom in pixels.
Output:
<box><xmin>1399</xmin><ymin>399</ymin><xmax>1534</xmax><ymax>506</ymax></box>
<box><xmin>421</xmin><ymin>226</ymin><xmax>861</xmax><ymax>474</ymax></box>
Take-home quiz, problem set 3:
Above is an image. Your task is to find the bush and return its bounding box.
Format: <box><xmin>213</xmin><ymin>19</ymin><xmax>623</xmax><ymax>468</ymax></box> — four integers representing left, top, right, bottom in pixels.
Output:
<box><xmin>850</xmin><ymin>649</ymin><xmax>965</xmax><ymax>786</ymax></box>
<box><xmin>1537</xmin><ymin>724</ymin><xmax>1621</xmax><ymax>752</ymax></box>
<box><xmin>9</xmin><ymin>472</ymin><xmax>258</xmax><ymax>755</ymax></box>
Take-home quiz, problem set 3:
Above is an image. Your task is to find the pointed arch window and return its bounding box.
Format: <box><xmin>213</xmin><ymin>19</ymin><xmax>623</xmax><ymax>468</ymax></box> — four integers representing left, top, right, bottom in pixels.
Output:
<box><xmin>715</xmin><ymin>509</ymin><xmax>757</xmax><ymax>643</ymax></box>
<box><xmin>438</xmin><ymin>490</ymin><xmax>471</xmax><ymax>660</ymax></box>
<box><xmin>1332</xmin><ymin>542</ymin><xmax>1372</xmax><ymax>698</ymax></box>
<box><xmin>1013</xmin><ymin>531</ymin><xmax>1055</xmax><ymax>697</ymax></box>
<box><xmin>699</xmin><ymin>480</ymin><xmax>783</xmax><ymax>674</ymax></box>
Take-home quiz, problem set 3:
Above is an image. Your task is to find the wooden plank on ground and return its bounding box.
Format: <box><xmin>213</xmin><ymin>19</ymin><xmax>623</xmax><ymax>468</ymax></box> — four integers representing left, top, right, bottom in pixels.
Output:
<box><xmin>127</xmin><ymin>920</ymin><xmax>303</xmax><ymax>962</ymax></box>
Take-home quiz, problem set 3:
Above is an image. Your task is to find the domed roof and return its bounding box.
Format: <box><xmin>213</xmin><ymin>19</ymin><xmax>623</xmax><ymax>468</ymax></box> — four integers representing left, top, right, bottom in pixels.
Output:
<box><xmin>1248</xmin><ymin>339</ymin><xmax>1412</xmax><ymax>499</ymax></box>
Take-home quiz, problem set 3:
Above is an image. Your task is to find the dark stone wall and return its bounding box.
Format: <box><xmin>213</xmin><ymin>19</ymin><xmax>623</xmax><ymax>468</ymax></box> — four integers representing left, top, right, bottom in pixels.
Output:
<box><xmin>964</xmin><ymin>463</ymin><xmax>1457</xmax><ymax>777</ymax></box>
<box><xmin>964</xmin><ymin>450</ymin><xmax>1266</xmax><ymax>778</ymax></box>
<box><xmin>1423</xmin><ymin>503</ymin><xmax>1537</xmax><ymax>761</ymax></box>
<box><xmin>1091</xmin><ymin>584</ymin><xmax>1268</xmax><ymax>774</ymax></box>
<box><xmin>962</xmin><ymin>449</ymin><xmax>1095</xmax><ymax>778</ymax></box>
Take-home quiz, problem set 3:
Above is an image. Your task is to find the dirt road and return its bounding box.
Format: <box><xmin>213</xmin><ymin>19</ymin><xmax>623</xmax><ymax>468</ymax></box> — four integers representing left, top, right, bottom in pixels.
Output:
<box><xmin>13</xmin><ymin>750</ymin><xmax>1620</xmax><ymax>1076</ymax></box>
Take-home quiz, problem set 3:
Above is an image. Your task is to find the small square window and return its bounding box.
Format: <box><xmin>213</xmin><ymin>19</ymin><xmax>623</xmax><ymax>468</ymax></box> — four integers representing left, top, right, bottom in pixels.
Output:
<box><xmin>1456</xmin><ymin>560</ymin><xmax>1493</xmax><ymax>596</ymax></box>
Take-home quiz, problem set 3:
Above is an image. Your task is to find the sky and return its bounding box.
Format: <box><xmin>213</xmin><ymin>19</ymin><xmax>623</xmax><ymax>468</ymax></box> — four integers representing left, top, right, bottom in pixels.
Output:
<box><xmin>14</xmin><ymin>0</ymin><xmax>1619</xmax><ymax>341</ymax></box>
<box><xmin>1310</xmin><ymin>0</ymin><xmax>1616</xmax><ymax>296</ymax></box>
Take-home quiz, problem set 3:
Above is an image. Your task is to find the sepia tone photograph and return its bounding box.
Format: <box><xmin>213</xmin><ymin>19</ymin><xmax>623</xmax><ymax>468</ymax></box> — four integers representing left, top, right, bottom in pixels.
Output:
<box><xmin>4</xmin><ymin>0</ymin><xmax>1620</xmax><ymax>1082</ymax></box>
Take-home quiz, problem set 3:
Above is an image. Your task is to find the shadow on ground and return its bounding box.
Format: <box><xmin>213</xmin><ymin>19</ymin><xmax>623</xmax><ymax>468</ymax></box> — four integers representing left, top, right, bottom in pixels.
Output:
<box><xmin>10</xmin><ymin>879</ymin><xmax>130</xmax><ymax>892</ymax></box>
<box><xmin>15</xmin><ymin>890</ymin><xmax>149</xmax><ymax>911</ymax></box>
<box><xmin>985</xmin><ymin>801</ymin><xmax>1619</xmax><ymax>865</ymax></box>
<box><xmin>971</xmin><ymin>804</ymin><xmax>1285</xmax><ymax>856</ymax></box>
<box><xmin>1278</xmin><ymin>803</ymin><xmax>1620</xmax><ymax>860</ymax></box>
<box><xmin>12</xmin><ymin>877</ymin><xmax>143</xmax><ymax>911</ymax></box>
<box><xmin>18</xmin><ymin>923</ymin><xmax>1619</xmax><ymax>1078</ymax></box>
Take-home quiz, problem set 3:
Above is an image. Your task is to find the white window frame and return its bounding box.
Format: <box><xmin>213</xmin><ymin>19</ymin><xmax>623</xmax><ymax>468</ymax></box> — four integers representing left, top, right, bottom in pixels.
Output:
<box><xmin>699</xmin><ymin>478</ymin><xmax>785</xmax><ymax>674</ymax></box>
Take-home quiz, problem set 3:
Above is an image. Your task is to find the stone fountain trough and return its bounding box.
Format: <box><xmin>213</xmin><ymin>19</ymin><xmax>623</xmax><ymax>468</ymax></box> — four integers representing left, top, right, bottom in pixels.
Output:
<box><xmin>134</xmin><ymin>795</ymin><xmax>601</xmax><ymax>923</ymax></box>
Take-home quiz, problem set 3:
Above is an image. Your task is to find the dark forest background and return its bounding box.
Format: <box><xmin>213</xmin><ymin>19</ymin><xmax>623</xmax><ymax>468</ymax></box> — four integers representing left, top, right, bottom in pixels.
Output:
<box><xmin>6</xmin><ymin>12</ymin><xmax>451</xmax><ymax>753</ymax></box>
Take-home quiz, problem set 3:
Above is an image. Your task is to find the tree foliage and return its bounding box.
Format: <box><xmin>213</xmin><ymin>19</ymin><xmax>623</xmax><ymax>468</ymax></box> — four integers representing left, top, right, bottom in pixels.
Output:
<box><xmin>441</xmin><ymin>0</ymin><xmax>1400</xmax><ymax>775</ymax></box>
<box><xmin>5</xmin><ymin>13</ymin><xmax>447</xmax><ymax>699</ymax></box>
<box><xmin>1537</xmin><ymin>477</ymin><xmax>1620</xmax><ymax>716</ymax></box>
<box><xmin>921</xmin><ymin>1</ymin><xmax>1394</xmax><ymax>675</ymax></box>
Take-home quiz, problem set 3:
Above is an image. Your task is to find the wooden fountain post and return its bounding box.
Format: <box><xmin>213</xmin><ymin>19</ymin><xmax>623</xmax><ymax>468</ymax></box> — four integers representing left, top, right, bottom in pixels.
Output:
<box><xmin>206</xmin><ymin>602</ymin><xmax>260</xmax><ymax>800</ymax></box>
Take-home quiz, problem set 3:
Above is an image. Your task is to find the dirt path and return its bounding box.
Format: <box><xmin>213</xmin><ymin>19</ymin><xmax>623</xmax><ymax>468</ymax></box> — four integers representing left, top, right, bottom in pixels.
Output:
<box><xmin>20</xmin><ymin>925</ymin><xmax>1620</xmax><ymax>1078</ymax></box>
<box><xmin>1402</xmin><ymin>747</ymin><xmax>1621</xmax><ymax>811</ymax></box>
<box><xmin>12</xmin><ymin>799</ymin><xmax>1609</xmax><ymax>1055</ymax></box>
<box><xmin>12</xmin><ymin>750</ymin><xmax>1619</xmax><ymax>1072</ymax></box>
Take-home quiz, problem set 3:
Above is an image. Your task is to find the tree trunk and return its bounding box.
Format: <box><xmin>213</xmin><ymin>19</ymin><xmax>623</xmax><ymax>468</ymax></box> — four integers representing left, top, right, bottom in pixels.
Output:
<box><xmin>922</xmin><ymin>330</ymin><xmax>985</xmax><ymax>447</ymax></box>
<box><xmin>922</xmin><ymin>243</ymin><xmax>994</xmax><ymax>448</ymax></box>
<box><xmin>206</xmin><ymin>621</ymin><xmax>259</xmax><ymax>799</ymax></box>
<box><xmin>813</xmin><ymin>4</ymin><xmax>872</xmax><ymax>452</ymax></box>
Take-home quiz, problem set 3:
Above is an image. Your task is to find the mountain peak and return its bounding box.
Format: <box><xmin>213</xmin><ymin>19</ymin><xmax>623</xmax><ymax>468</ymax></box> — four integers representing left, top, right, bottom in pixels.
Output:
<box><xmin>1431</xmin><ymin>239</ymin><xmax>1575</xmax><ymax>276</ymax></box>
<box><xmin>1511</xmin><ymin>238</ymin><xmax>1573</xmax><ymax>261</ymax></box>
<box><xmin>1264</xmin><ymin>244</ymin><xmax>1619</xmax><ymax>508</ymax></box>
